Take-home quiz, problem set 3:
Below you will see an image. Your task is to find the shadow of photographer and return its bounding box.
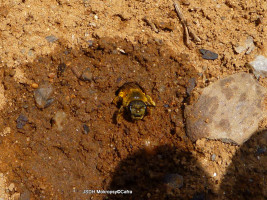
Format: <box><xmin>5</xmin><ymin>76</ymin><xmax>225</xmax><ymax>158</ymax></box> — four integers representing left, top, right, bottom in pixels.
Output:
<box><xmin>219</xmin><ymin>129</ymin><xmax>267</xmax><ymax>200</ymax></box>
<box><xmin>107</xmin><ymin>144</ymin><xmax>213</xmax><ymax>200</ymax></box>
<box><xmin>107</xmin><ymin>130</ymin><xmax>267</xmax><ymax>200</ymax></box>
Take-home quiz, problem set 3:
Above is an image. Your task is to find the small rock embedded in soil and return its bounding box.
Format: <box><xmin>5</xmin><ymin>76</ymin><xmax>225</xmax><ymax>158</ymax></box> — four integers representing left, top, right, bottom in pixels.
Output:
<box><xmin>31</xmin><ymin>83</ymin><xmax>39</xmax><ymax>89</ymax></box>
<box><xmin>163</xmin><ymin>173</ymin><xmax>183</xmax><ymax>189</ymax></box>
<box><xmin>1</xmin><ymin>127</ymin><xmax>11</xmax><ymax>136</ymax></box>
<box><xmin>234</xmin><ymin>36</ymin><xmax>255</xmax><ymax>54</ymax></box>
<box><xmin>186</xmin><ymin>78</ymin><xmax>196</xmax><ymax>96</ymax></box>
<box><xmin>45</xmin><ymin>35</ymin><xmax>58</xmax><ymax>43</ymax></box>
<box><xmin>57</xmin><ymin>63</ymin><xmax>67</xmax><ymax>77</ymax></box>
<box><xmin>10</xmin><ymin>193</ymin><xmax>20</xmax><ymax>200</ymax></box>
<box><xmin>247</xmin><ymin>55</ymin><xmax>267</xmax><ymax>79</ymax></box>
<box><xmin>34</xmin><ymin>82</ymin><xmax>54</xmax><ymax>109</ymax></box>
<box><xmin>199</xmin><ymin>49</ymin><xmax>218</xmax><ymax>60</ymax></box>
<box><xmin>52</xmin><ymin>111</ymin><xmax>67</xmax><ymax>131</ymax></box>
<box><xmin>83</xmin><ymin>124</ymin><xmax>90</xmax><ymax>134</ymax></box>
<box><xmin>185</xmin><ymin>72</ymin><xmax>267</xmax><ymax>145</ymax></box>
<box><xmin>256</xmin><ymin>146</ymin><xmax>266</xmax><ymax>155</ymax></box>
<box><xmin>20</xmin><ymin>188</ymin><xmax>31</xmax><ymax>200</ymax></box>
<box><xmin>88</xmin><ymin>40</ymin><xmax>94</xmax><ymax>47</ymax></box>
<box><xmin>8</xmin><ymin>183</ymin><xmax>15</xmax><ymax>191</ymax></box>
<box><xmin>80</xmin><ymin>68</ymin><xmax>92</xmax><ymax>81</ymax></box>
<box><xmin>16</xmin><ymin>114</ymin><xmax>28</xmax><ymax>129</ymax></box>
<box><xmin>211</xmin><ymin>154</ymin><xmax>216</xmax><ymax>161</ymax></box>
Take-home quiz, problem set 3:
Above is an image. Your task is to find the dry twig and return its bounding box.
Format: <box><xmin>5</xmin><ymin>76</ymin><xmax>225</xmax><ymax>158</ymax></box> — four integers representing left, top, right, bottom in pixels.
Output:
<box><xmin>143</xmin><ymin>17</ymin><xmax>159</xmax><ymax>33</ymax></box>
<box><xmin>173</xmin><ymin>0</ymin><xmax>201</xmax><ymax>46</ymax></box>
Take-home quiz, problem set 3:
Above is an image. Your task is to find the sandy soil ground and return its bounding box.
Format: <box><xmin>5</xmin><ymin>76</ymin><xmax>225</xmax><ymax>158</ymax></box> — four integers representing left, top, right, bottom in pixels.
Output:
<box><xmin>0</xmin><ymin>0</ymin><xmax>266</xmax><ymax>199</ymax></box>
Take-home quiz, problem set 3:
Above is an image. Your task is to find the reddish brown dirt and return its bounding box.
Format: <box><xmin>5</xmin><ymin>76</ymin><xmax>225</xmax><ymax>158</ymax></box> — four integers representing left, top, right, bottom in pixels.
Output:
<box><xmin>0</xmin><ymin>0</ymin><xmax>266</xmax><ymax>200</ymax></box>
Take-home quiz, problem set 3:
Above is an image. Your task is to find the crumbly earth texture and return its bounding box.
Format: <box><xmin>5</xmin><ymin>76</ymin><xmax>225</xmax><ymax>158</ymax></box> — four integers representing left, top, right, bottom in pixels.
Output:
<box><xmin>0</xmin><ymin>0</ymin><xmax>266</xmax><ymax>200</ymax></box>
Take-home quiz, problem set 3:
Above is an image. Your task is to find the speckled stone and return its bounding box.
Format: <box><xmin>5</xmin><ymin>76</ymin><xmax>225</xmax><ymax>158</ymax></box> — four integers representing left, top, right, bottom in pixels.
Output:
<box><xmin>185</xmin><ymin>72</ymin><xmax>267</xmax><ymax>145</ymax></box>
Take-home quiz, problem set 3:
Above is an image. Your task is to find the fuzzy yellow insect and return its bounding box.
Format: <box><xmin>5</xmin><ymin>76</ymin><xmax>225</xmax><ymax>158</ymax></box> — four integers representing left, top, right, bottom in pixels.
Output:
<box><xmin>113</xmin><ymin>82</ymin><xmax>155</xmax><ymax>123</ymax></box>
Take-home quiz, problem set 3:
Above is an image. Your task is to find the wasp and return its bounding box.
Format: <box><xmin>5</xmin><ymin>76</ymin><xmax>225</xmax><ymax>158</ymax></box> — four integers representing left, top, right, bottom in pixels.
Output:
<box><xmin>113</xmin><ymin>82</ymin><xmax>155</xmax><ymax>123</ymax></box>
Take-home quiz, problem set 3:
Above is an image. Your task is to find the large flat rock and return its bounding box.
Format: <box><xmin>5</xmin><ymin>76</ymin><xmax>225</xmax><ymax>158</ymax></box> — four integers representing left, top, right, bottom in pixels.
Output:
<box><xmin>185</xmin><ymin>72</ymin><xmax>267</xmax><ymax>145</ymax></box>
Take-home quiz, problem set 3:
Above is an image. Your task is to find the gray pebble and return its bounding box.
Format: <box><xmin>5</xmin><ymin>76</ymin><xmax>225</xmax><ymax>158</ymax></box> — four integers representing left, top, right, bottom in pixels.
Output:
<box><xmin>88</xmin><ymin>40</ymin><xmax>94</xmax><ymax>47</ymax></box>
<box><xmin>211</xmin><ymin>154</ymin><xmax>216</xmax><ymax>161</ymax></box>
<box><xmin>80</xmin><ymin>68</ymin><xmax>92</xmax><ymax>81</ymax></box>
<box><xmin>163</xmin><ymin>173</ymin><xmax>183</xmax><ymax>189</ymax></box>
<box><xmin>199</xmin><ymin>49</ymin><xmax>218</xmax><ymax>60</ymax></box>
<box><xmin>28</xmin><ymin>49</ymin><xmax>34</xmax><ymax>56</ymax></box>
<box><xmin>158</xmin><ymin>85</ymin><xmax>165</xmax><ymax>93</ymax></box>
<box><xmin>19</xmin><ymin>189</ymin><xmax>31</xmax><ymax>200</ymax></box>
<box><xmin>186</xmin><ymin>78</ymin><xmax>196</xmax><ymax>96</ymax></box>
<box><xmin>44</xmin><ymin>98</ymin><xmax>54</xmax><ymax>108</ymax></box>
<box><xmin>256</xmin><ymin>146</ymin><xmax>266</xmax><ymax>155</ymax></box>
<box><xmin>234</xmin><ymin>36</ymin><xmax>255</xmax><ymax>54</ymax></box>
<box><xmin>16</xmin><ymin>114</ymin><xmax>28</xmax><ymax>129</ymax></box>
<box><xmin>83</xmin><ymin>124</ymin><xmax>90</xmax><ymax>134</ymax></box>
<box><xmin>116</xmin><ymin>77</ymin><xmax>122</xmax><ymax>83</ymax></box>
<box><xmin>248</xmin><ymin>55</ymin><xmax>267</xmax><ymax>79</ymax></box>
<box><xmin>45</xmin><ymin>35</ymin><xmax>58</xmax><ymax>43</ymax></box>
<box><xmin>34</xmin><ymin>83</ymin><xmax>53</xmax><ymax>109</ymax></box>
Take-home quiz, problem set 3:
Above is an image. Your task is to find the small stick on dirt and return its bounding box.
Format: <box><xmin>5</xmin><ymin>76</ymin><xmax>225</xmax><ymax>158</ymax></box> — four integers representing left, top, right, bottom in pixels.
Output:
<box><xmin>173</xmin><ymin>0</ymin><xmax>201</xmax><ymax>46</ymax></box>
<box><xmin>143</xmin><ymin>17</ymin><xmax>159</xmax><ymax>33</ymax></box>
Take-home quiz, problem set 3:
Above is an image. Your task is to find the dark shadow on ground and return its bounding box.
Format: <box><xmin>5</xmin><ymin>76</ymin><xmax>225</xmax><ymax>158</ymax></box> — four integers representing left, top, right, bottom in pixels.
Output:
<box><xmin>107</xmin><ymin>129</ymin><xmax>267</xmax><ymax>200</ymax></box>
<box><xmin>219</xmin><ymin>130</ymin><xmax>267</xmax><ymax>200</ymax></box>
<box><xmin>107</xmin><ymin>145</ymin><xmax>213</xmax><ymax>200</ymax></box>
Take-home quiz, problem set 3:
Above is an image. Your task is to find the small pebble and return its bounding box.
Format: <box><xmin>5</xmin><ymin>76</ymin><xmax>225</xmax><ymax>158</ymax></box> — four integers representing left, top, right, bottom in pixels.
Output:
<box><xmin>52</xmin><ymin>111</ymin><xmax>67</xmax><ymax>131</ymax></box>
<box><xmin>57</xmin><ymin>63</ymin><xmax>67</xmax><ymax>77</ymax></box>
<box><xmin>16</xmin><ymin>114</ymin><xmax>28</xmax><ymax>129</ymax></box>
<box><xmin>20</xmin><ymin>189</ymin><xmax>31</xmax><ymax>200</ymax></box>
<box><xmin>48</xmin><ymin>73</ymin><xmax>56</xmax><ymax>79</ymax></box>
<box><xmin>8</xmin><ymin>183</ymin><xmax>15</xmax><ymax>191</ymax></box>
<box><xmin>45</xmin><ymin>35</ymin><xmax>58</xmax><ymax>43</ymax></box>
<box><xmin>181</xmin><ymin>0</ymin><xmax>190</xmax><ymax>5</ymax></box>
<box><xmin>34</xmin><ymin>82</ymin><xmax>53</xmax><ymax>109</ymax></box>
<box><xmin>45</xmin><ymin>98</ymin><xmax>54</xmax><ymax>108</ymax></box>
<box><xmin>199</xmin><ymin>49</ymin><xmax>218</xmax><ymax>60</ymax></box>
<box><xmin>248</xmin><ymin>55</ymin><xmax>267</xmax><ymax>79</ymax></box>
<box><xmin>31</xmin><ymin>83</ymin><xmax>39</xmax><ymax>89</ymax></box>
<box><xmin>10</xmin><ymin>193</ymin><xmax>20</xmax><ymax>200</ymax></box>
<box><xmin>2</xmin><ymin>127</ymin><xmax>11</xmax><ymax>136</ymax></box>
<box><xmin>83</xmin><ymin>124</ymin><xmax>90</xmax><ymax>134</ymax></box>
<box><xmin>211</xmin><ymin>154</ymin><xmax>216</xmax><ymax>161</ymax></box>
<box><xmin>256</xmin><ymin>146</ymin><xmax>266</xmax><ymax>155</ymax></box>
<box><xmin>28</xmin><ymin>49</ymin><xmax>34</xmax><ymax>56</ymax></box>
<box><xmin>80</xmin><ymin>68</ymin><xmax>92</xmax><ymax>81</ymax></box>
<box><xmin>186</xmin><ymin>78</ymin><xmax>196</xmax><ymax>96</ymax></box>
<box><xmin>163</xmin><ymin>173</ymin><xmax>183</xmax><ymax>189</ymax></box>
<box><xmin>234</xmin><ymin>36</ymin><xmax>255</xmax><ymax>54</ymax></box>
<box><xmin>116</xmin><ymin>77</ymin><xmax>122</xmax><ymax>83</ymax></box>
<box><xmin>158</xmin><ymin>85</ymin><xmax>165</xmax><ymax>93</ymax></box>
<box><xmin>88</xmin><ymin>40</ymin><xmax>93</xmax><ymax>47</ymax></box>
<box><xmin>89</xmin><ymin>22</ymin><xmax>96</xmax><ymax>27</ymax></box>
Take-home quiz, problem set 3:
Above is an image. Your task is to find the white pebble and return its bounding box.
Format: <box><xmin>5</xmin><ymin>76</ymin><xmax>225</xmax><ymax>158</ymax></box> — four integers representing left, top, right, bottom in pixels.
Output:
<box><xmin>248</xmin><ymin>55</ymin><xmax>267</xmax><ymax>79</ymax></box>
